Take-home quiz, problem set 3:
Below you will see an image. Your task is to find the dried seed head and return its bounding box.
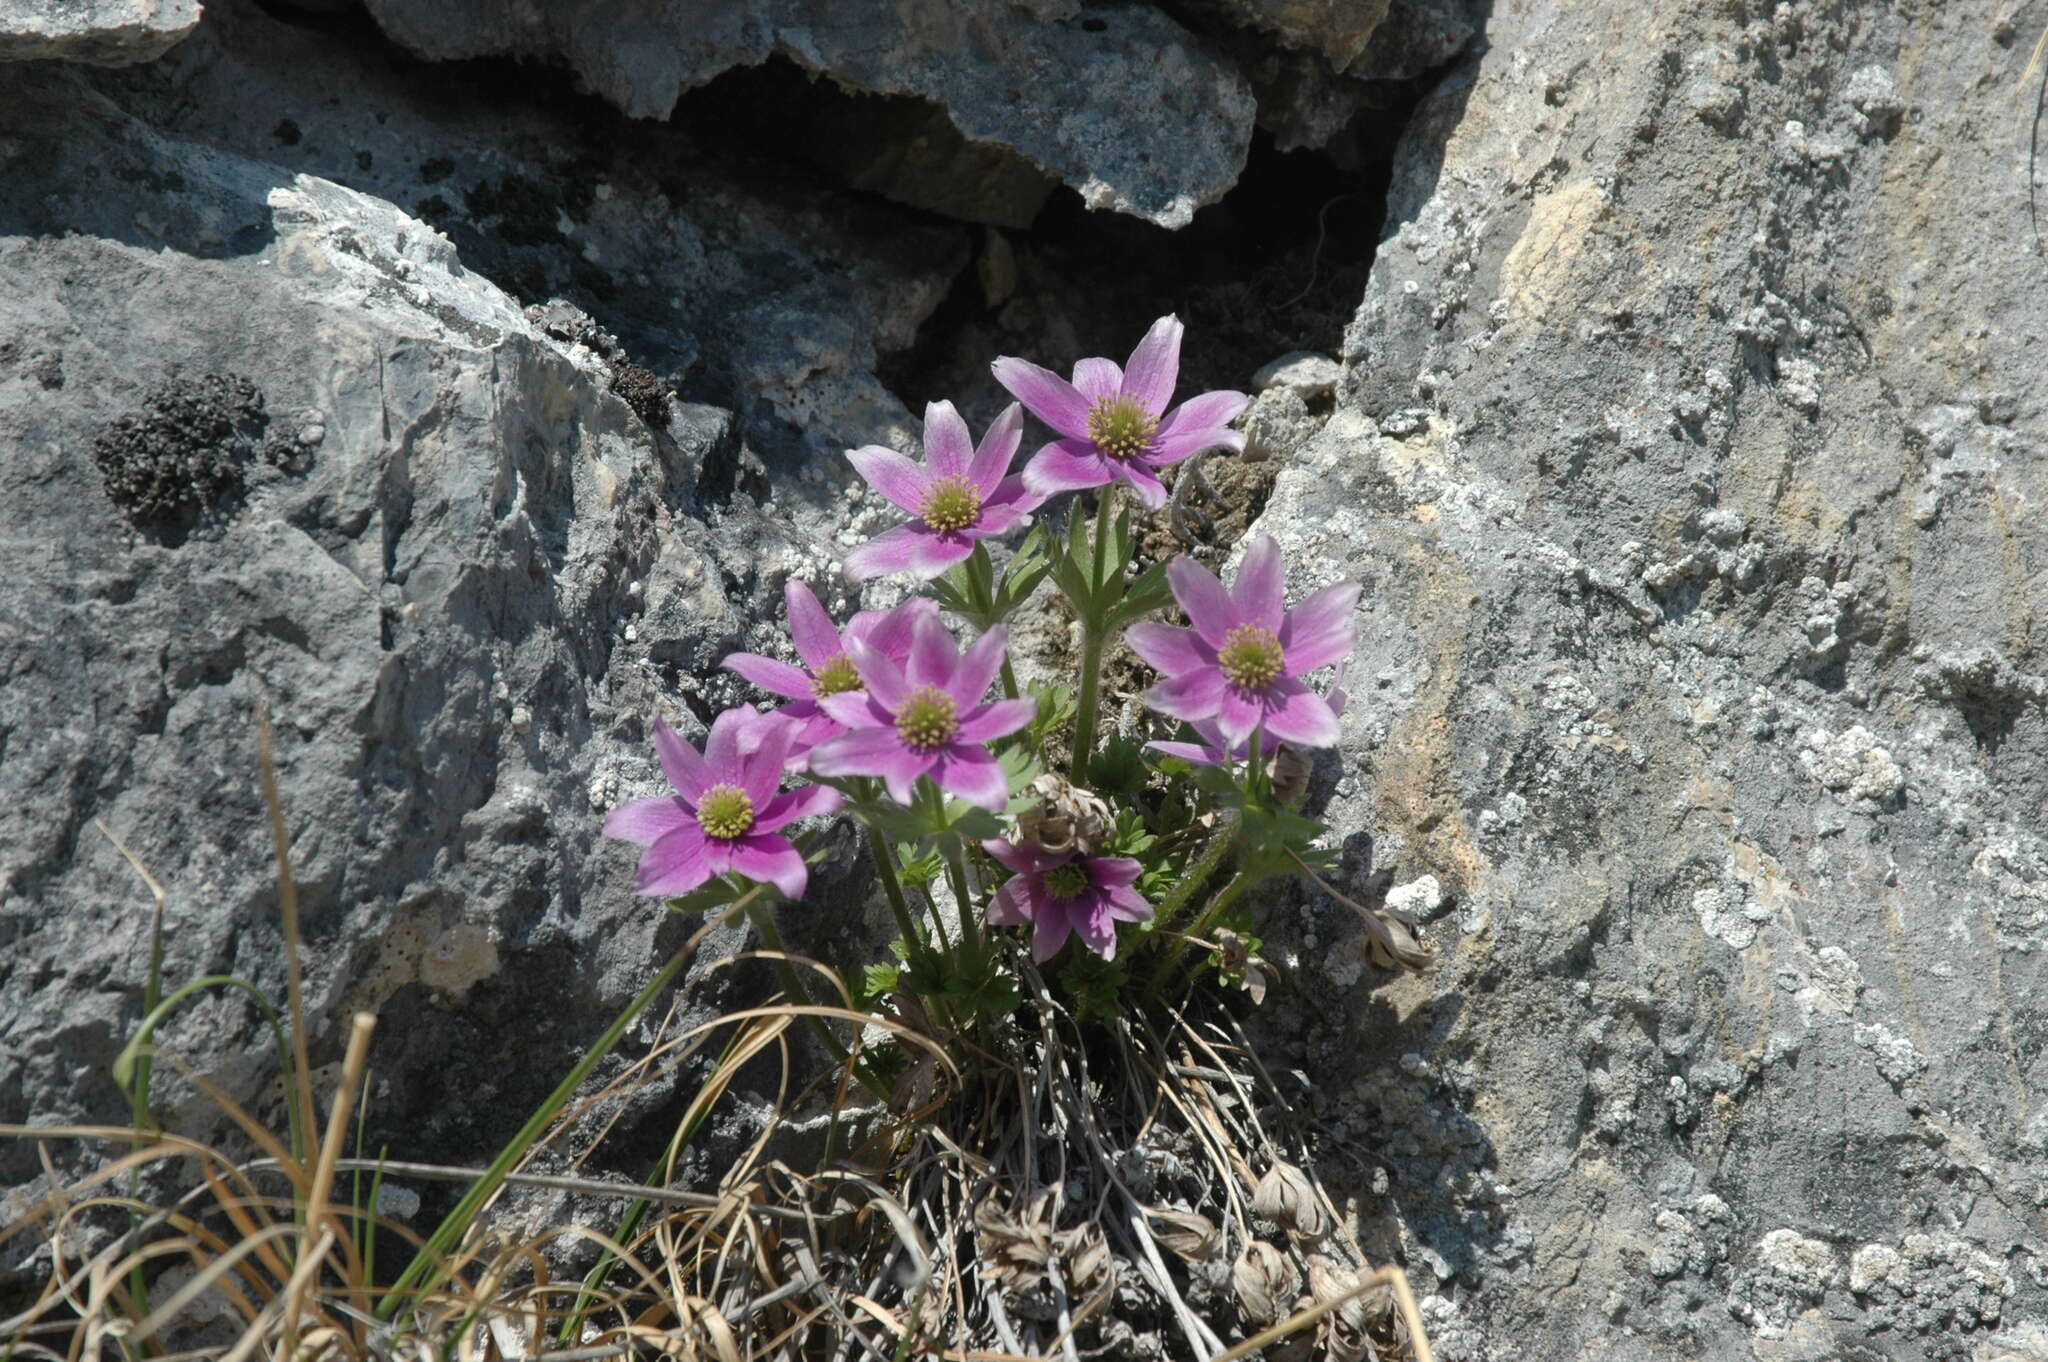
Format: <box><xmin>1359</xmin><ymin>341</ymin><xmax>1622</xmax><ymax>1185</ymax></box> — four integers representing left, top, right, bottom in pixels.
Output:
<box><xmin>1013</xmin><ymin>774</ymin><xmax>1110</xmax><ymax>856</ymax></box>
<box><xmin>1056</xmin><ymin>1221</ymin><xmax>1113</xmax><ymax>1296</ymax></box>
<box><xmin>1253</xmin><ymin>1160</ymin><xmax>1333</xmax><ymax>1241</ymax></box>
<box><xmin>1146</xmin><ymin>1207</ymin><xmax>1222</xmax><ymax>1262</ymax></box>
<box><xmin>1305</xmin><ymin>1254</ymin><xmax>1368</xmax><ymax>1333</ymax></box>
<box><xmin>1269</xmin><ymin>743</ymin><xmax>1314</xmax><ymax>805</ymax></box>
<box><xmin>973</xmin><ymin>1191</ymin><xmax>1056</xmax><ymax>1291</ymax></box>
<box><xmin>1232</xmin><ymin>1240</ymin><xmax>1300</xmax><ymax>1326</ymax></box>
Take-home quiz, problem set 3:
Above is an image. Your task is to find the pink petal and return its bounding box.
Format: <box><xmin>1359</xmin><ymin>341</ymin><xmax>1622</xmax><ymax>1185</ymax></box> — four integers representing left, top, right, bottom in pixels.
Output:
<box><xmin>737</xmin><ymin>721</ymin><xmax>791</xmax><ymax>809</ymax></box>
<box><xmin>1071</xmin><ymin>356</ymin><xmax>1123</xmax><ymax>406</ymax></box>
<box><xmin>846</xmin><ymin>446</ymin><xmax>931</xmax><ymax>515</ymax></box>
<box><xmin>992</xmin><ymin>357</ymin><xmax>1092</xmax><ymax>439</ymax></box>
<box><xmin>986</xmin><ymin>877</ymin><xmax>1033</xmax><ymax>926</ymax></box>
<box><xmin>603</xmin><ymin>796</ymin><xmax>693</xmax><ymax>847</ymax></box>
<box><xmin>906</xmin><ymin>613</ymin><xmax>960</xmax><ymax>690</ymax></box>
<box><xmin>845</xmin><ymin>597</ymin><xmax>936</xmax><ymax>662</ymax></box>
<box><xmin>1156</xmin><ymin>389</ymin><xmax>1250</xmax><ymax>437</ymax></box>
<box><xmin>843</xmin><ymin>524</ymin><xmax>926</xmax><ymax>583</ymax></box>
<box><xmin>1231</xmin><ymin>536</ymin><xmax>1285</xmax><ymax>632</ymax></box>
<box><xmin>728</xmin><ymin>834</ymin><xmax>808</xmax><ymax>900</ymax></box>
<box><xmin>723</xmin><ymin>652</ymin><xmax>813</xmax><ymax>701</ymax></box>
<box><xmin>819</xmin><ymin>692</ymin><xmax>890</xmax><ymax>728</ymax></box>
<box><xmin>982</xmin><ymin>838</ymin><xmax>1043</xmax><ymax>875</ymax></box>
<box><xmin>1146</xmin><ymin>666</ymin><xmax>1228</xmax><ymax>723</ymax></box>
<box><xmin>947</xmin><ymin>624</ymin><xmax>1007</xmax><ymax>707</ymax></box>
<box><xmin>635</xmin><ymin>823</ymin><xmax>713</xmax><ymax>897</ymax></box>
<box><xmin>968</xmin><ymin>403</ymin><xmax>1024</xmax><ymax>497</ymax></box>
<box><xmin>844</xmin><ymin>638</ymin><xmax>910</xmax><ymax>709</ymax></box>
<box><xmin>903</xmin><ymin>527</ymin><xmax>977</xmax><ymax>580</ymax></box>
<box><xmin>1023</xmin><ymin>440</ymin><xmax>1114</xmax><ymax>497</ymax></box>
<box><xmin>1165</xmin><ymin>557</ymin><xmax>1235</xmax><ymax>648</ymax></box>
<box><xmin>1214</xmin><ymin>685</ymin><xmax>1266</xmax><ymax>747</ymax></box>
<box><xmin>1259</xmin><ymin>678</ymin><xmax>1341</xmax><ymax>748</ymax></box>
<box><xmin>1103</xmin><ymin>884</ymin><xmax>1154</xmax><ymax>922</ymax></box>
<box><xmin>1280</xmin><ymin>581</ymin><xmax>1361</xmax><ymax>675</ymax></box>
<box><xmin>922</xmin><ymin>400</ymin><xmax>974</xmax><ymax>479</ymax></box>
<box><xmin>1149</xmin><ymin>424</ymin><xmax>1245</xmax><ymax>467</ymax></box>
<box><xmin>784</xmin><ymin>580</ymin><xmax>843</xmax><ymax>670</ymax></box>
<box><xmin>930</xmin><ymin>746</ymin><xmax>1009</xmax><ymax>810</ymax></box>
<box><xmin>653</xmin><ymin>718</ymin><xmax>710</xmax><ymax>801</ymax></box>
<box><xmin>1088</xmin><ymin>856</ymin><xmax>1142</xmax><ymax>889</ymax></box>
<box><xmin>973</xmin><ymin>502</ymin><xmax>1033</xmax><ymax>536</ymax></box>
<box><xmin>753</xmin><ymin>783</ymin><xmax>841</xmax><ymax>833</ymax></box>
<box><xmin>1032</xmin><ymin>917</ymin><xmax>1074</xmax><ymax>962</ymax></box>
<box><xmin>1072</xmin><ymin>898</ymin><xmax>1119</xmax><ymax>960</ymax></box>
<box><xmin>810</xmin><ymin>724</ymin><xmax>911</xmax><ymax>777</ymax></box>
<box><xmin>1114</xmin><ymin>459</ymin><xmax>1168</xmax><ymax>509</ymax></box>
<box><xmin>1121</xmin><ymin>314</ymin><xmax>1182</xmax><ymax>417</ymax></box>
<box><xmin>955</xmin><ymin>697</ymin><xmax>1035</xmax><ymax>742</ymax></box>
<box><xmin>701</xmin><ymin>709</ymin><xmax>746</xmax><ymax>786</ymax></box>
<box><xmin>1124</xmin><ymin>622</ymin><xmax>1213</xmax><ymax>676</ymax></box>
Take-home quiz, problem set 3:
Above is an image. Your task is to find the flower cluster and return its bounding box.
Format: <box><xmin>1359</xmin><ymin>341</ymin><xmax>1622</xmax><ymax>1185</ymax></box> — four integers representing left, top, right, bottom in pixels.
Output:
<box><xmin>604</xmin><ymin>314</ymin><xmax>1380</xmax><ymax>1011</ymax></box>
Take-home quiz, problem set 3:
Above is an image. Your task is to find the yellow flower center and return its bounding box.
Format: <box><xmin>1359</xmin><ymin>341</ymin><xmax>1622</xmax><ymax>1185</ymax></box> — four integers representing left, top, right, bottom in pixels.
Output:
<box><xmin>1086</xmin><ymin>394</ymin><xmax>1158</xmax><ymax>460</ymax></box>
<box><xmin>919</xmin><ymin>476</ymin><xmax>982</xmax><ymax>533</ymax></box>
<box><xmin>810</xmin><ymin>653</ymin><xmax>862</xmax><ymax>698</ymax></box>
<box><xmin>1043</xmin><ymin>862</ymin><xmax>1091</xmax><ymax>900</ymax></box>
<box><xmin>895</xmin><ymin>685</ymin><xmax>959</xmax><ymax>751</ymax></box>
<box><xmin>696</xmin><ymin>783</ymin><xmax>756</xmax><ymax>840</ymax></box>
<box><xmin>1218</xmin><ymin>624</ymin><xmax>1285</xmax><ymax>690</ymax></box>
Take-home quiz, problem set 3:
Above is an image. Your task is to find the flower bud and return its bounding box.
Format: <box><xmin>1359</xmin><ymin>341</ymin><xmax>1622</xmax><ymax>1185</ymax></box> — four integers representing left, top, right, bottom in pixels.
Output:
<box><xmin>1252</xmin><ymin>1160</ymin><xmax>1333</xmax><ymax>1241</ymax></box>
<box><xmin>1231</xmin><ymin>1240</ymin><xmax>1300</xmax><ymax>1326</ymax></box>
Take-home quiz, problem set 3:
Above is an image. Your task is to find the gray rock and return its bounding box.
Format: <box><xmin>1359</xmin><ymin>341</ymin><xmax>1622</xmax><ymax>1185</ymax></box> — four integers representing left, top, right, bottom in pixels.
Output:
<box><xmin>0</xmin><ymin>0</ymin><xmax>200</xmax><ymax>65</ymax></box>
<box><xmin>1274</xmin><ymin>0</ymin><xmax>2048</xmax><ymax>1354</ymax></box>
<box><xmin>356</xmin><ymin>0</ymin><xmax>1257</xmax><ymax>228</ymax></box>
<box><xmin>1252</xmin><ymin>349</ymin><xmax>1342</xmax><ymax>397</ymax></box>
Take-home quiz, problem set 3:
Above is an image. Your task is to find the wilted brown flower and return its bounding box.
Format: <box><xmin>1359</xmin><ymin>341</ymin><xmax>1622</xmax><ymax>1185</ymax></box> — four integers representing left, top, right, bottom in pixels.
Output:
<box><xmin>1145</xmin><ymin>1207</ymin><xmax>1222</xmax><ymax>1262</ymax></box>
<box><xmin>1252</xmin><ymin>1159</ymin><xmax>1333</xmax><ymax>1241</ymax></box>
<box><xmin>1055</xmin><ymin>1220</ymin><xmax>1113</xmax><ymax>1296</ymax></box>
<box><xmin>1013</xmin><ymin>774</ymin><xmax>1110</xmax><ymax>856</ymax></box>
<box><xmin>1269</xmin><ymin>744</ymin><xmax>1314</xmax><ymax>806</ymax></box>
<box><xmin>973</xmin><ymin>1189</ymin><xmax>1057</xmax><ymax>1291</ymax></box>
<box><xmin>1231</xmin><ymin>1240</ymin><xmax>1300</xmax><ymax>1326</ymax></box>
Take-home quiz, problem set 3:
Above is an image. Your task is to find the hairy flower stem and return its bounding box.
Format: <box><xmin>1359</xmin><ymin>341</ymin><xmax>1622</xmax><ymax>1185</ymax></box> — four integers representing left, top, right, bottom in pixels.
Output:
<box><xmin>944</xmin><ymin>841</ymin><xmax>984</xmax><ymax>955</ymax></box>
<box><xmin>1147</xmin><ymin>871</ymin><xmax>1254</xmax><ymax>996</ymax></box>
<box><xmin>1000</xmin><ymin>657</ymin><xmax>1022</xmax><ymax>702</ymax></box>
<box><xmin>1070</xmin><ymin>490</ymin><xmax>1118</xmax><ymax>778</ymax></box>
<box><xmin>868</xmin><ymin>825</ymin><xmax>932</xmax><ymax>968</ymax></box>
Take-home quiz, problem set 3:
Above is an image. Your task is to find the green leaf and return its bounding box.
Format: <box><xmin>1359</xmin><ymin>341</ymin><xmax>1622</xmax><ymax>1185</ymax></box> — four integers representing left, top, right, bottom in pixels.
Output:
<box><xmin>1087</xmin><ymin>736</ymin><xmax>1150</xmax><ymax>797</ymax></box>
<box><xmin>664</xmin><ymin>877</ymin><xmax>748</xmax><ymax>915</ymax></box>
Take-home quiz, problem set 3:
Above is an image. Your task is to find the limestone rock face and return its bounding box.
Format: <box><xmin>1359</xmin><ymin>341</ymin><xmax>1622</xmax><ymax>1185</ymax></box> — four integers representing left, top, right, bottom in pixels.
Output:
<box><xmin>0</xmin><ymin>0</ymin><xmax>200</xmax><ymax>65</ymax></box>
<box><xmin>1234</xmin><ymin>0</ymin><xmax>2048</xmax><ymax>1355</ymax></box>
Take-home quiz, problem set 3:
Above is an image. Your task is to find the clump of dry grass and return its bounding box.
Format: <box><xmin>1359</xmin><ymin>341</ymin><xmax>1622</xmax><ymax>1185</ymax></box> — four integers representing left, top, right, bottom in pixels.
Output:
<box><xmin>3</xmin><ymin>717</ymin><xmax>1431</xmax><ymax>1362</ymax></box>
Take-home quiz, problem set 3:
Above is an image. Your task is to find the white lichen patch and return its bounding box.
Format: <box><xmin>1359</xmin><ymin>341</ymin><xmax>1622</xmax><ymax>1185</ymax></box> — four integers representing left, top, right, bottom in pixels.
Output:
<box><xmin>1848</xmin><ymin>1234</ymin><xmax>2012</xmax><ymax>1334</ymax></box>
<box><xmin>351</xmin><ymin>899</ymin><xmax>503</xmax><ymax>1012</ymax></box>
<box><xmin>1695</xmin><ymin>883</ymin><xmax>1770</xmax><ymax>950</ymax></box>
<box><xmin>1799</xmin><ymin>725</ymin><xmax>1904</xmax><ymax>806</ymax></box>
<box><xmin>1728</xmin><ymin>1228</ymin><xmax>1839</xmax><ymax>1336</ymax></box>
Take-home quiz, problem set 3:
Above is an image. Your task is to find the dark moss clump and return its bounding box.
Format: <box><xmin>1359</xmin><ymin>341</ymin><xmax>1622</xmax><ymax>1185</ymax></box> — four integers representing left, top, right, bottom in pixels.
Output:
<box><xmin>92</xmin><ymin>373</ymin><xmax>270</xmax><ymax>528</ymax></box>
<box><xmin>609</xmin><ymin>363</ymin><xmax>672</xmax><ymax>429</ymax></box>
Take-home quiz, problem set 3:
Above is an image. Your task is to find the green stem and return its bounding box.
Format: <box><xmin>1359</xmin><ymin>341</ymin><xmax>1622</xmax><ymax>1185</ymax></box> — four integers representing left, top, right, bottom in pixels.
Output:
<box><xmin>1071</xmin><ymin>625</ymin><xmax>1105</xmax><ymax>780</ymax></box>
<box><xmin>999</xmin><ymin>657</ymin><xmax>1021</xmax><ymax>702</ymax></box>
<box><xmin>943</xmin><ymin>841</ymin><xmax>983</xmax><ymax>955</ymax></box>
<box><xmin>1147</xmin><ymin>871</ymin><xmax>1254</xmax><ymax>996</ymax></box>
<box><xmin>868</xmin><ymin>825</ymin><xmax>930</xmax><ymax>966</ymax></box>
<box><xmin>1148</xmin><ymin>811</ymin><xmax>1238</xmax><ymax>938</ymax></box>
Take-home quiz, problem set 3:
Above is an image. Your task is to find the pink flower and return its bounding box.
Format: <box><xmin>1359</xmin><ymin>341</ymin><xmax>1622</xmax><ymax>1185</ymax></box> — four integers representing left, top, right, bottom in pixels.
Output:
<box><xmin>982</xmin><ymin>839</ymin><xmax>1152</xmax><ymax>962</ymax></box>
<box><xmin>603</xmin><ymin>707</ymin><xmax>841</xmax><ymax>901</ymax></box>
<box><xmin>991</xmin><ymin>314</ymin><xmax>1249</xmax><ymax>510</ymax></box>
<box><xmin>722</xmin><ymin>586</ymin><xmax>936</xmax><ymax>765</ymax></box>
<box><xmin>1126</xmin><ymin>536</ymin><xmax>1358</xmax><ymax>749</ymax></box>
<box><xmin>1148</xmin><ymin>667</ymin><xmax>1349</xmax><ymax>766</ymax></box>
<box><xmin>807</xmin><ymin>614</ymin><xmax>1036</xmax><ymax>810</ymax></box>
<box><xmin>844</xmin><ymin>401</ymin><xmax>1046</xmax><ymax>582</ymax></box>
